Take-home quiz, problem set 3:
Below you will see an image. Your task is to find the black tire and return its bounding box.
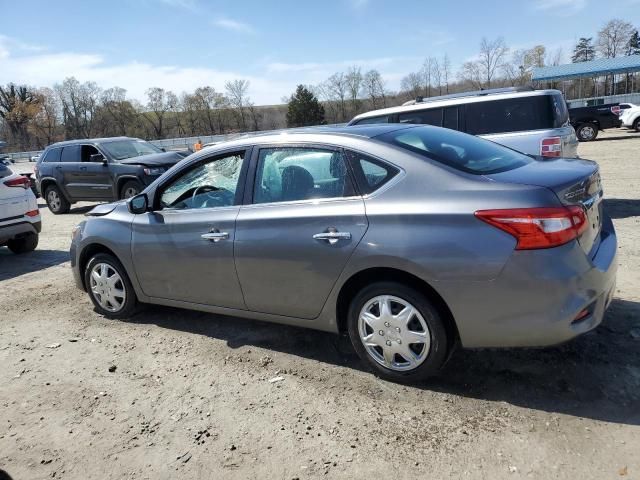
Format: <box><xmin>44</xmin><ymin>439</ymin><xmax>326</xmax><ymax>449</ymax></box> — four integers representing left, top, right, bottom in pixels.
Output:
<box><xmin>347</xmin><ymin>281</ymin><xmax>449</xmax><ymax>383</ymax></box>
<box><xmin>7</xmin><ymin>233</ymin><xmax>38</xmax><ymax>254</ymax></box>
<box><xmin>44</xmin><ymin>184</ymin><xmax>70</xmax><ymax>214</ymax></box>
<box><xmin>84</xmin><ymin>253</ymin><xmax>138</xmax><ymax>319</ymax></box>
<box><xmin>633</xmin><ymin>118</ymin><xmax>640</xmax><ymax>133</ymax></box>
<box><xmin>119</xmin><ymin>180</ymin><xmax>143</xmax><ymax>200</ymax></box>
<box><xmin>576</xmin><ymin>123</ymin><xmax>598</xmax><ymax>142</ymax></box>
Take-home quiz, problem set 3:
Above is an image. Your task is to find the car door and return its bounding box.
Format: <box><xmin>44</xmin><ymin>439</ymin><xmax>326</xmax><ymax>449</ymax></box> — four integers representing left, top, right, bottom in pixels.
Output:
<box><xmin>234</xmin><ymin>145</ymin><xmax>368</xmax><ymax>319</ymax></box>
<box><xmin>58</xmin><ymin>144</ymin><xmax>84</xmax><ymax>199</ymax></box>
<box><xmin>131</xmin><ymin>149</ymin><xmax>249</xmax><ymax>308</ymax></box>
<box><xmin>77</xmin><ymin>145</ymin><xmax>113</xmax><ymax>199</ymax></box>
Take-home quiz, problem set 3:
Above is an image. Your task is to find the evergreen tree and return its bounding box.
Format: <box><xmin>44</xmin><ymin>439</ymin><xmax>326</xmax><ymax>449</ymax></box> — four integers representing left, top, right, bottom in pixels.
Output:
<box><xmin>571</xmin><ymin>37</ymin><xmax>596</xmax><ymax>63</ymax></box>
<box><xmin>286</xmin><ymin>85</ymin><xmax>325</xmax><ymax>127</ymax></box>
<box><xmin>627</xmin><ymin>30</ymin><xmax>640</xmax><ymax>56</ymax></box>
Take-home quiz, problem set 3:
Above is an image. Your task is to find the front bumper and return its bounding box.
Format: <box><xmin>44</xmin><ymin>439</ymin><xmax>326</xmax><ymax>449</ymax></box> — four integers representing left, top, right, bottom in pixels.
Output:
<box><xmin>439</xmin><ymin>214</ymin><xmax>618</xmax><ymax>348</ymax></box>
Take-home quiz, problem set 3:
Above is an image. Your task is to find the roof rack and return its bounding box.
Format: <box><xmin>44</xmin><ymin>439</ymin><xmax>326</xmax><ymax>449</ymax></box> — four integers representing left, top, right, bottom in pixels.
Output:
<box><xmin>402</xmin><ymin>85</ymin><xmax>536</xmax><ymax>106</ymax></box>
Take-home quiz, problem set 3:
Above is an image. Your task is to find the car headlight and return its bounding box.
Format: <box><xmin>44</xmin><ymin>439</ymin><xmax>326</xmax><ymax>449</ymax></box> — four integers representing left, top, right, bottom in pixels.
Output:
<box><xmin>143</xmin><ymin>167</ymin><xmax>165</xmax><ymax>176</ymax></box>
<box><xmin>71</xmin><ymin>224</ymin><xmax>82</xmax><ymax>241</ymax></box>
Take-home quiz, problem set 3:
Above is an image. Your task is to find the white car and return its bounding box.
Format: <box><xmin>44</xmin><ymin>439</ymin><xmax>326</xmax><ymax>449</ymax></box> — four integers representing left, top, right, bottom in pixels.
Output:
<box><xmin>620</xmin><ymin>105</ymin><xmax>640</xmax><ymax>131</ymax></box>
<box><xmin>0</xmin><ymin>163</ymin><xmax>41</xmax><ymax>254</ymax></box>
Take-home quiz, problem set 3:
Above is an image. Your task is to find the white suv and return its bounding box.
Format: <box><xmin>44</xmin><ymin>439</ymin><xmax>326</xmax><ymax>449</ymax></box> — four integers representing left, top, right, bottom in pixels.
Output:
<box><xmin>0</xmin><ymin>162</ymin><xmax>41</xmax><ymax>253</ymax></box>
<box><xmin>620</xmin><ymin>105</ymin><xmax>640</xmax><ymax>131</ymax></box>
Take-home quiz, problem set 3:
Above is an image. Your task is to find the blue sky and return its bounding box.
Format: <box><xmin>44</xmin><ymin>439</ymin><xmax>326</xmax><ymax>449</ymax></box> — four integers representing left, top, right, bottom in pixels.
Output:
<box><xmin>0</xmin><ymin>0</ymin><xmax>639</xmax><ymax>104</ymax></box>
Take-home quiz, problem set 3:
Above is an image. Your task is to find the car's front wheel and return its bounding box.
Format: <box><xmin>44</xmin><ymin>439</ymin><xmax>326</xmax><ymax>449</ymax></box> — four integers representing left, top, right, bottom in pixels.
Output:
<box><xmin>120</xmin><ymin>180</ymin><xmax>143</xmax><ymax>200</ymax></box>
<box><xmin>347</xmin><ymin>282</ymin><xmax>449</xmax><ymax>383</ymax></box>
<box><xmin>84</xmin><ymin>253</ymin><xmax>138</xmax><ymax>319</ymax></box>
<box><xmin>576</xmin><ymin>123</ymin><xmax>598</xmax><ymax>142</ymax></box>
<box><xmin>7</xmin><ymin>233</ymin><xmax>38</xmax><ymax>254</ymax></box>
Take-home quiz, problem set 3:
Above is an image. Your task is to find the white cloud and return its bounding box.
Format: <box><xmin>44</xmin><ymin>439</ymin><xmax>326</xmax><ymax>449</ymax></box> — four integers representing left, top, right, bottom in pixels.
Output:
<box><xmin>533</xmin><ymin>0</ymin><xmax>587</xmax><ymax>15</ymax></box>
<box><xmin>213</xmin><ymin>17</ymin><xmax>255</xmax><ymax>34</ymax></box>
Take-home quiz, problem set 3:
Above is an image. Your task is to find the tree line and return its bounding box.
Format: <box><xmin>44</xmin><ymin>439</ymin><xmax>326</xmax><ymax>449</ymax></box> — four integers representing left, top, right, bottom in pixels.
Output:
<box><xmin>1</xmin><ymin>17</ymin><xmax>638</xmax><ymax>152</ymax></box>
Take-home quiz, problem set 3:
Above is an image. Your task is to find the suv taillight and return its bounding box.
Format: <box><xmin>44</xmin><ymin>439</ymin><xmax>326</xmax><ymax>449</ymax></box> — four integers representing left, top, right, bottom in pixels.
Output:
<box><xmin>541</xmin><ymin>137</ymin><xmax>562</xmax><ymax>157</ymax></box>
<box><xmin>475</xmin><ymin>206</ymin><xmax>587</xmax><ymax>250</ymax></box>
<box><xmin>611</xmin><ymin>105</ymin><xmax>621</xmax><ymax>116</ymax></box>
<box><xmin>3</xmin><ymin>176</ymin><xmax>30</xmax><ymax>189</ymax></box>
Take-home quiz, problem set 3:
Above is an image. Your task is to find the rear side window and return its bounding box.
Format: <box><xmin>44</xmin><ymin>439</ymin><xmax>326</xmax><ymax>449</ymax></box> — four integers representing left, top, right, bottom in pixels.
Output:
<box><xmin>551</xmin><ymin>93</ymin><xmax>569</xmax><ymax>127</ymax></box>
<box><xmin>399</xmin><ymin>108</ymin><xmax>442</xmax><ymax>126</ymax></box>
<box><xmin>60</xmin><ymin>145</ymin><xmax>81</xmax><ymax>163</ymax></box>
<box><xmin>443</xmin><ymin>107</ymin><xmax>459</xmax><ymax>130</ymax></box>
<box><xmin>465</xmin><ymin>96</ymin><xmax>555</xmax><ymax>135</ymax></box>
<box><xmin>377</xmin><ymin>126</ymin><xmax>532</xmax><ymax>175</ymax></box>
<box><xmin>345</xmin><ymin>150</ymin><xmax>399</xmax><ymax>194</ymax></box>
<box><xmin>42</xmin><ymin>147</ymin><xmax>62</xmax><ymax>163</ymax></box>
<box><xmin>354</xmin><ymin>115</ymin><xmax>390</xmax><ymax>125</ymax></box>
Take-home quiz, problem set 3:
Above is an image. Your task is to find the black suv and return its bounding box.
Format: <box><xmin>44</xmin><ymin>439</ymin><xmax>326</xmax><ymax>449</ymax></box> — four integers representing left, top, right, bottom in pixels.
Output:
<box><xmin>35</xmin><ymin>137</ymin><xmax>188</xmax><ymax>214</ymax></box>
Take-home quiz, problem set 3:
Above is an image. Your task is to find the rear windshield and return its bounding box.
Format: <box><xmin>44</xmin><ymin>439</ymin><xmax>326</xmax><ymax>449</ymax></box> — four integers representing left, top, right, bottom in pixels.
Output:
<box><xmin>466</xmin><ymin>95</ymin><xmax>565</xmax><ymax>135</ymax></box>
<box><xmin>376</xmin><ymin>126</ymin><xmax>532</xmax><ymax>175</ymax></box>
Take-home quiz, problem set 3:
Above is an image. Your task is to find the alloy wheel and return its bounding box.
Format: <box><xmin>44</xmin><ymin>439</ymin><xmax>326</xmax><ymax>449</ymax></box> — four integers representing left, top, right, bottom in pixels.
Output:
<box><xmin>358</xmin><ymin>295</ymin><xmax>431</xmax><ymax>371</ymax></box>
<box><xmin>580</xmin><ymin>125</ymin><xmax>595</xmax><ymax>140</ymax></box>
<box><xmin>47</xmin><ymin>190</ymin><xmax>61</xmax><ymax>211</ymax></box>
<box><xmin>89</xmin><ymin>263</ymin><xmax>126</xmax><ymax>313</ymax></box>
<box><xmin>123</xmin><ymin>187</ymin><xmax>139</xmax><ymax>199</ymax></box>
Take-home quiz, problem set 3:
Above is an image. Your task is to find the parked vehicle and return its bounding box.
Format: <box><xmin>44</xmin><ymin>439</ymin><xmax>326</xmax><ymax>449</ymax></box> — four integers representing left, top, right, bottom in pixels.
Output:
<box><xmin>348</xmin><ymin>88</ymin><xmax>578</xmax><ymax>158</ymax></box>
<box><xmin>569</xmin><ymin>103</ymin><xmax>622</xmax><ymax>141</ymax></box>
<box><xmin>35</xmin><ymin>137</ymin><xmax>188</xmax><ymax>214</ymax></box>
<box><xmin>30</xmin><ymin>154</ymin><xmax>40</xmax><ymax>162</ymax></box>
<box><xmin>0</xmin><ymin>162</ymin><xmax>41</xmax><ymax>254</ymax></box>
<box><xmin>70</xmin><ymin>125</ymin><xmax>617</xmax><ymax>383</ymax></box>
<box><xmin>620</xmin><ymin>105</ymin><xmax>640</xmax><ymax>131</ymax></box>
<box><xmin>618</xmin><ymin>103</ymin><xmax>636</xmax><ymax>114</ymax></box>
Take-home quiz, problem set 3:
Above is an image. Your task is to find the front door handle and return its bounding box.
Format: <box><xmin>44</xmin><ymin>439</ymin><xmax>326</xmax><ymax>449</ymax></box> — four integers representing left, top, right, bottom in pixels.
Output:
<box><xmin>201</xmin><ymin>229</ymin><xmax>229</xmax><ymax>242</ymax></box>
<box><xmin>313</xmin><ymin>228</ymin><xmax>351</xmax><ymax>245</ymax></box>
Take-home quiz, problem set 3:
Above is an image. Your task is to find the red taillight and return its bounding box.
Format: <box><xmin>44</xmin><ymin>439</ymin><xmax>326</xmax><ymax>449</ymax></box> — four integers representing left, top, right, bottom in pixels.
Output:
<box><xmin>610</xmin><ymin>105</ymin><xmax>621</xmax><ymax>116</ymax></box>
<box><xmin>541</xmin><ymin>137</ymin><xmax>562</xmax><ymax>158</ymax></box>
<box><xmin>475</xmin><ymin>206</ymin><xmax>587</xmax><ymax>250</ymax></box>
<box><xmin>25</xmin><ymin>209</ymin><xmax>39</xmax><ymax>217</ymax></box>
<box><xmin>3</xmin><ymin>176</ymin><xmax>30</xmax><ymax>189</ymax></box>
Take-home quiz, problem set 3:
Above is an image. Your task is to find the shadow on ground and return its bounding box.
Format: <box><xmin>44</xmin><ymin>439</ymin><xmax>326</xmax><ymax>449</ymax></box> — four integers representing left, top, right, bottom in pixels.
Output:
<box><xmin>594</xmin><ymin>131</ymin><xmax>640</xmax><ymax>142</ymax></box>
<box><xmin>126</xmin><ymin>297</ymin><xmax>640</xmax><ymax>426</ymax></box>
<box><xmin>604</xmin><ymin>198</ymin><xmax>640</xmax><ymax>219</ymax></box>
<box><xmin>37</xmin><ymin>202</ymin><xmax>95</xmax><ymax>215</ymax></box>
<box><xmin>0</xmin><ymin>249</ymin><xmax>69</xmax><ymax>281</ymax></box>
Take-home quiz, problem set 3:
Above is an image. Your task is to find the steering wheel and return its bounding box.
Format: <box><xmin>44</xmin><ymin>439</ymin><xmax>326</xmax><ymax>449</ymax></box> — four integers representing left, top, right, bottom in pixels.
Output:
<box><xmin>191</xmin><ymin>185</ymin><xmax>221</xmax><ymax>208</ymax></box>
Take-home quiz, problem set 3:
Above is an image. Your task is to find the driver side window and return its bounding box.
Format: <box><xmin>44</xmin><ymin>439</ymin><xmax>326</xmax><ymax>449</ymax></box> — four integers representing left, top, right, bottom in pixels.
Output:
<box><xmin>160</xmin><ymin>152</ymin><xmax>244</xmax><ymax>210</ymax></box>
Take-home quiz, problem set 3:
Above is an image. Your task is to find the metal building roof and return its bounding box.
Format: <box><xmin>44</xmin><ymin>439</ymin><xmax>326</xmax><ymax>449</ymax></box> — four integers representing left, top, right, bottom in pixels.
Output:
<box><xmin>532</xmin><ymin>55</ymin><xmax>640</xmax><ymax>81</ymax></box>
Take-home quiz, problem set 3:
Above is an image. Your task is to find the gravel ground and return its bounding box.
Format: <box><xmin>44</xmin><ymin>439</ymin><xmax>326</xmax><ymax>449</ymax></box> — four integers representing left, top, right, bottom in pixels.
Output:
<box><xmin>1</xmin><ymin>129</ymin><xmax>639</xmax><ymax>480</ymax></box>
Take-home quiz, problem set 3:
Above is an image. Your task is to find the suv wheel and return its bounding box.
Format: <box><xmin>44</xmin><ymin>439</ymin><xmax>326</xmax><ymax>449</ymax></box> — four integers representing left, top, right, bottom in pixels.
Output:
<box><xmin>347</xmin><ymin>282</ymin><xmax>448</xmax><ymax>383</ymax></box>
<box><xmin>45</xmin><ymin>185</ymin><xmax>70</xmax><ymax>214</ymax></box>
<box><xmin>576</xmin><ymin>123</ymin><xmax>598</xmax><ymax>142</ymax></box>
<box><xmin>7</xmin><ymin>233</ymin><xmax>39</xmax><ymax>254</ymax></box>
<box><xmin>633</xmin><ymin>118</ymin><xmax>640</xmax><ymax>133</ymax></box>
<box><xmin>85</xmin><ymin>253</ymin><xmax>138</xmax><ymax>319</ymax></box>
<box><xmin>120</xmin><ymin>180</ymin><xmax>143</xmax><ymax>200</ymax></box>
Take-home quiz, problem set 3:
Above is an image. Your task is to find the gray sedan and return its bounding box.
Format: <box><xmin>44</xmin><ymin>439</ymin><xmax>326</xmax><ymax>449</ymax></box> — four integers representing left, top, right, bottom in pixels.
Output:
<box><xmin>70</xmin><ymin>125</ymin><xmax>617</xmax><ymax>382</ymax></box>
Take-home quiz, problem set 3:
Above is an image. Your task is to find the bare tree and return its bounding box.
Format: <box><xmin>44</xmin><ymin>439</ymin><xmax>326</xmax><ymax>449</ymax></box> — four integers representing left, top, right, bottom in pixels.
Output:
<box><xmin>597</xmin><ymin>19</ymin><xmax>634</xmax><ymax>58</ymax></box>
<box><xmin>54</xmin><ymin>77</ymin><xmax>102</xmax><ymax>139</ymax></box>
<box><xmin>32</xmin><ymin>87</ymin><xmax>59</xmax><ymax>147</ymax></box>
<box><xmin>422</xmin><ymin>57</ymin><xmax>436</xmax><ymax>97</ymax></box>
<box><xmin>225</xmin><ymin>79</ymin><xmax>250</xmax><ymax>131</ymax></box>
<box><xmin>325</xmin><ymin>72</ymin><xmax>348</xmax><ymax>122</ymax></box>
<box><xmin>345</xmin><ymin>66</ymin><xmax>363</xmax><ymax>116</ymax></box>
<box><xmin>400</xmin><ymin>71</ymin><xmax>423</xmax><ymax>100</ymax></box>
<box><xmin>144</xmin><ymin>87</ymin><xmax>175</xmax><ymax>138</ymax></box>
<box><xmin>432</xmin><ymin>58</ymin><xmax>442</xmax><ymax>95</ymax></box>
<box><xmin>478</xmin><ymin>37</ymin><xmax>509</xmax><ymax>88</ymax></box>
<box><xmin>362</xmin><ymin>69</ymin><xmax>387</xmax><ymax>109</ymax></box>
<box><xmin>0</xmin><ymin>83</ymin><xmax>41</xmax><ymax>149</ymax></box>
<box><xmin>442</xmin><ymin>54</ymin><xmax>451</xmax><ymax>94</ymax></box>
<box><xmin>193</xmin><ymin>86</ymin><xmax>226</xmax><ymax>134</ymax></box>
<box><xmin>458</xmin><ymin>61</ymin><xmax>483</xmax><ymax>90</ymax></box>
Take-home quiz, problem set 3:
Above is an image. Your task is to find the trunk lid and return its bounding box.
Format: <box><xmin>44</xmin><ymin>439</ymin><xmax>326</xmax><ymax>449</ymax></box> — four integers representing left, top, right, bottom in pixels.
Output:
<box><xmin>485</xmin><ymin>157</ymin><xmax>603</xmax><ymax>255</ymax></box>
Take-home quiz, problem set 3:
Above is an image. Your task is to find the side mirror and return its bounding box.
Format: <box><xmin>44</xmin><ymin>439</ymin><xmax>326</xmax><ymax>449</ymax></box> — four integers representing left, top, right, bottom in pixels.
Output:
<box><xmin>128</xmin><ymin>193</ymin><xmax>149</xmax><ymax>214</ymax></box>
<box><xmin>160</xmin><ymin>147</ymin><xmax>166</xmax><ymax>152</ymax></box>
<box><xmin>89</xmin><ymin>153</ymin><xmax>106</xmax><ymax>164</ymax></box>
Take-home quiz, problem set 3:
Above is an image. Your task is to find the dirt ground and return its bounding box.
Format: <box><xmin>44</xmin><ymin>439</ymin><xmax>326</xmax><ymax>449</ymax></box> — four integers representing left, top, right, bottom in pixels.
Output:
<box><xmin>1</xmin><ymin>129</ymin><xmax>639</xmax><ymax>480</ymax></box>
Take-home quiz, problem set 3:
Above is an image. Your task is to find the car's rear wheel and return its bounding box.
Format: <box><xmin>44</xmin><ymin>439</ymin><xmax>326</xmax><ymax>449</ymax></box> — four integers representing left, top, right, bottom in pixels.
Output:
<box><xmin>347</xmin><ymin>282</ymin><xmax>448</xmax><ymax>383</ymax></box>
<box><xmin>120</xmin><ymin>180</ymin><xmax>143</xmax><ymax>200</ymax></box>
<box><xmin>576</xmin><ymin>123</ymin><xmax>598</xmax><ymax>142</ymax></box>
<box><xmin>45</xmin><ymin>185</ymin><xmax>70</xmax><ymax>214</ymax></box>
<box><xmin>84</xmin><ymin>253</ymin><xmax>138</xmax><ymax>319</ymax></box>
<box><xmin>633</xmin><ymin>118</ymin><xmax>640</xmax><ymax>133</ymax></box>
<box><xmin>7</xmin><ymin>233</ymin><xmax>38</xmax><ymax>254</ymax></box>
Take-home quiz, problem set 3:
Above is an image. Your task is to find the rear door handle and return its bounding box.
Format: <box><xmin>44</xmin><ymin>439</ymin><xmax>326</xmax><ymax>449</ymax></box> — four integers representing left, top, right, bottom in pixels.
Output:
<box><xmin>80</xmin><ymin>166</ymin><xmax>87</xmax><ymax>171</ymax></box>
<box><xmin>201</xmin><ymin>230</ymin><xmax>229</xmax><ymax>242</ymax></box>
<box><xmin>313</xmin><ymin>228</ymin><xmax>351</xmax><ymax>245</ymax></box>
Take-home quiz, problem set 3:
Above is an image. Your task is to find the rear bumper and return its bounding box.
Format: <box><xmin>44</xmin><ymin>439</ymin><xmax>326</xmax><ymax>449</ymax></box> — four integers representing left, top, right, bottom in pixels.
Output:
<box><xmin>439</xmin><ymin>214</ymin><xmax>618</xmax><ymax>348</ymax></box>
<box><xmin>0</xmin><ymin>220</ymin><xmax>41</xmax><ymax>245</ymax></box>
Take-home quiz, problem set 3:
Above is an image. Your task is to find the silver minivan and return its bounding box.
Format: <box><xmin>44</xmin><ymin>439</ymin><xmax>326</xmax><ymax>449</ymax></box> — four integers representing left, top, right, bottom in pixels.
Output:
<box><xmin>348</xmin><ymin>88</ymin><xmax>579</xmax><ymax>158</ymax></box>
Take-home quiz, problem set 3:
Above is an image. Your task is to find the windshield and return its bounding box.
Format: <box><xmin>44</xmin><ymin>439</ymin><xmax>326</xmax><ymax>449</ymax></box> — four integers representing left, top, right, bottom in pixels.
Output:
<box><xmin>101</xmin><ymin>139</ymin><xmax>162</xmax><ymax>161</ymax></box>
<box><xmin>376</xmin><ymin>126</ymin><xmax>532</xmax><ymax>175</ymax></box>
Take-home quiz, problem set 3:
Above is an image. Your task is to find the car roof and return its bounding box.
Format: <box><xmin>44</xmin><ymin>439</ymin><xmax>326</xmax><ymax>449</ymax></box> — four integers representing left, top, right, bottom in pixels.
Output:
<box><xmin>350</xmin><ymin>89</ymin><xmax>561</xmax><ymax>123</ymax></box>
<box><xmin>46</xmin><ymin>137</ymin><xmax>143</xmax><ymax>148</ymax></box>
